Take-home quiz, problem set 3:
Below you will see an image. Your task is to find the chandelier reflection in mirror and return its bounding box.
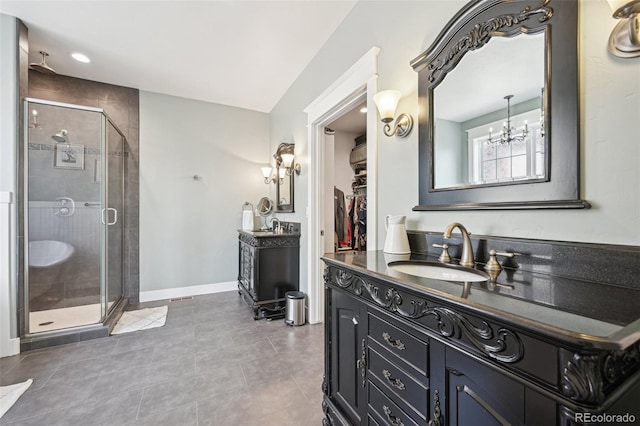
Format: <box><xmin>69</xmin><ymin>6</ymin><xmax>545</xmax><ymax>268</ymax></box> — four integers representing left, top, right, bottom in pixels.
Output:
<box><xmin>487</xmin><ymin>95</ymin><xmax>528</xmax><ymax>145</ymax></box>
<box><xmin>466</xmin><ymin>93</ymin><xmax>545</xmax><ymax>186</ymax></box>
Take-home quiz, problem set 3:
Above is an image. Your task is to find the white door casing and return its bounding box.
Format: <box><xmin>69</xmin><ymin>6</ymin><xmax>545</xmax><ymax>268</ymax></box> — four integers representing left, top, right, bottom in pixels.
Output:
<box><xmin>304</xmin><ymin>47</ymin><xmax>380</xmax><ymax>324</ymax></box>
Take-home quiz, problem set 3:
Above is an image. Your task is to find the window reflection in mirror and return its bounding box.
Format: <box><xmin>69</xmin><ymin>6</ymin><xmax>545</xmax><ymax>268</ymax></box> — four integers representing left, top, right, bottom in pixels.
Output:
<box><xmin>433</xmin><ymin>32</ymin><xmax>546</xmax><ymax>190</ymax></box>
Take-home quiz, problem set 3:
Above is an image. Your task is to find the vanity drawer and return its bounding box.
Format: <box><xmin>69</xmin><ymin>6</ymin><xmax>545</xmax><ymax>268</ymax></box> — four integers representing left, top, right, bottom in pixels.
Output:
<box><xmin>368</xmin><ymin>381</ymin><xmax>424</xmax><ymax>426</ymax></box>
<box><xmin>368</xmin><ymin>346</ymin><xmax>428</xmax><ymax>420</ymax></box>
<box><xmin>368</xmin><ymin>312</ymin><xmax>429</xmax><ymax>376</ymax></box>
<box><xmin>367</xmin><ymin>414</ymin><xmax>381</xmax><ymax>426</ymax></box>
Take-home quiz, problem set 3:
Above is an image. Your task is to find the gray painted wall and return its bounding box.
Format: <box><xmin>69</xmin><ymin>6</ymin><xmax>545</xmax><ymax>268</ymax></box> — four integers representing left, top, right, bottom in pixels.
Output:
<box><xmin>139</xmin><ymin>91</ymin><xmax>270</xmax><ymax>292</ymax></box>
<box><xmin>269</xmin><ymin>0</ymin><xmax>640</xmax><ymax>296</ymax></box>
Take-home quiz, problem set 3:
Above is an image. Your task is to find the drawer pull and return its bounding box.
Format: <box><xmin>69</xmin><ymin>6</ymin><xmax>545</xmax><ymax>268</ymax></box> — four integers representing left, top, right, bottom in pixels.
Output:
<box><xmin>383</xmin><ymin>405</ymin><xmax>405</xmax><ymax>426</ymax></box>
<box><xmin>382</xmin><ymin>332</ymin><xmax>406</xmax><ymax>350</ymax></box>
<box><xmin>382</xmin><ymin>369</ymin><xmax>406</xmax><ymax>391</ymax></box>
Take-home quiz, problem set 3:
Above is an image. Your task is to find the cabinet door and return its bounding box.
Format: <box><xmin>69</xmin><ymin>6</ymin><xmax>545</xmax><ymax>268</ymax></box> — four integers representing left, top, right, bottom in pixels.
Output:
<box><xmin>329</xmin><ymin>288</ymin><xmax>367</xmax><ymax>425</ymax></box>
<box><xmin>430</xmin><ymin>341</ymin><xmax>525</xmax><ymax>426</ymax></box>
<box><xmin>238</xmin><ymin>242</ymin><xmax>255</xmax><ymax>298</ymax></box>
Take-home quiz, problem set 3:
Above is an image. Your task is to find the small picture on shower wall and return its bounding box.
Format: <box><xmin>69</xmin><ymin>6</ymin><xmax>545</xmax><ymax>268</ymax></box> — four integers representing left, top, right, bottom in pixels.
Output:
<box><xmin>54</xmin><ymin>144</ymin><xmax>84</xmax><ymax>170</ymax></box>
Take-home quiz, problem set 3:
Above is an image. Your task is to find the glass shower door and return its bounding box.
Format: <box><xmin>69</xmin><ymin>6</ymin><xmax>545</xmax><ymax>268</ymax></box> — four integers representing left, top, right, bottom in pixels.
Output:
<box><xmin>104</xmin><ymin>118</ymin><xmax>124</xmax><ymax>315</ymax></box>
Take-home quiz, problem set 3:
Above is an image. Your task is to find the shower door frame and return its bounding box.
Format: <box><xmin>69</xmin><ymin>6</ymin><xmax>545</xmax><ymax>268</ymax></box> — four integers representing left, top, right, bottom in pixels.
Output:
<box><xmin>22</xmin><ymin>98</ymin><xmax>126</xmax><ymax>335</ymax></box>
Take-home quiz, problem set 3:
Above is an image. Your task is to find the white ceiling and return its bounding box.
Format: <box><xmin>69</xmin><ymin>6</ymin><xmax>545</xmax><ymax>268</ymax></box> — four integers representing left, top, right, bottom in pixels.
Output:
<box><xmin>0</xmin><ymin>0</ymin><xmax>357</xmax><ymax>113</ymax></box>
<box><xmin>435</xmin><ymin>33</ymin><xmax>545</xmax><ymax>122</ymax></box>
<box><xmin>328</xmin><ymin>102</ymin><xmax>366</xmax><ymax>134</ymax></box>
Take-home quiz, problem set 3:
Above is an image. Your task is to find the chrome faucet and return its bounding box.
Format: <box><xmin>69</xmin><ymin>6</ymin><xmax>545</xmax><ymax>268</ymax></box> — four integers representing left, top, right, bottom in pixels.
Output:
<box><xmin>270</xmin><ymin>217</ymin><xmax>281</xmax><ymax>233</ymax></box>
<box><xmin>443</xmin><ymin>222</ymin><xmax>474</xmax><ymax>268</ymax></box>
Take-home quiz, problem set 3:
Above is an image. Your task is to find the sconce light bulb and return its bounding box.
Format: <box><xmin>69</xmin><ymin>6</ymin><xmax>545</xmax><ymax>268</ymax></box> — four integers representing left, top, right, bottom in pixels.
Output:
<box><xmin>373</xmin><ymin>90</ymin><xmax>401</xmax><ymax>122</ymax></box>
<box><xmin>281</xmin><ymin>153</ymin><xmax>295</xmax><ymax>168</ymax></box>
<box><xmin>32</xmin><ymin>109</ymin><xmax>38</xmax><ymax>116</ymax></box>
<box><xmin>261</xmin><ymin>166</ymin><xmax>272</xmax><ymax>178</ymax></box>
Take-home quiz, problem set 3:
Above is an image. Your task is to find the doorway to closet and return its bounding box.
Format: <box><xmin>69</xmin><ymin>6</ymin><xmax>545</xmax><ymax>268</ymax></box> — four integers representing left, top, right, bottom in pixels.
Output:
<box><xmin>323</xmin><ymin>103</ymin><xmax>367</xmax><ymax>256</ymax></box>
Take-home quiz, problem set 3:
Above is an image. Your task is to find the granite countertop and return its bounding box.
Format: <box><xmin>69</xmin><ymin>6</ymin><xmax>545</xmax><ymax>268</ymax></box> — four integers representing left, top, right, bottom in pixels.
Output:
<box><xmin>238</xmin><ymin>229</ymin><xmax>301</xmax><ymax>238</ymax></box>
<box><xmin>322</xmin><ymin>251</ymin><xmax>640</xmax><ymax>350</ymax></box>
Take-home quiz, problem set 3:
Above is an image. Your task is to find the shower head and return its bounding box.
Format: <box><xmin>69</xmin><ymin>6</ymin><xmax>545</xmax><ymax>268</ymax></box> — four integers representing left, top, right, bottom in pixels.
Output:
<box><xmin>29</xmin><ymin>51</ymin><xmax>57</xmax><ymax>75</ymax></box>
<box><xmin>52</xmin><ymin>129</ymin><xmax>68</xmax><ymax>143</ymax></box>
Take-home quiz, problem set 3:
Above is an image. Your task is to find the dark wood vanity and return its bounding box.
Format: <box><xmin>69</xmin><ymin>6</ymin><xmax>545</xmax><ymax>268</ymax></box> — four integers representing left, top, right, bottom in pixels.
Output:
<box><xmin>320</xmin><ymin>0</ymin><xmax>639</xmax><ymax>423</ymax></box>
<box><xmin>321</xmin><ymin>234</ymin><xmax>640</xmax><ymax>426</ymax></box>
<box><xmin>237</xmin><ymin>224</ymin><xmax>300</xmax><ymax>319</ymax></box>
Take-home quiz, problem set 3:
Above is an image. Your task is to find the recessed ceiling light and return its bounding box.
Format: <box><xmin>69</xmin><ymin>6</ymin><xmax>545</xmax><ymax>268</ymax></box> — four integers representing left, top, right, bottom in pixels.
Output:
<box><xmin>71</xmin><ymin>53</ymin><xmax>90</xmax><ymax>63</ymax></box>
<box><xmin>360</xmin><ymin>107</ymin><xmax>367</xmax><ymax>113</ymax></box>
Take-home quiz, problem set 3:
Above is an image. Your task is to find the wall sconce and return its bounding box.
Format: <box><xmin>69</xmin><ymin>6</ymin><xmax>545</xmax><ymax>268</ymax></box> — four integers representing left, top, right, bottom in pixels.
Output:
<box><xmin>373</xmin><ymin>90</ymin><xmax>414</xmax><ymax>138</ymax></box>
<box><xmin>274</xmin><ymin>143</ymin><xmax>301</xmax><ymax>176</ymax></box>
<box><xmin>261</xmin><ymin>166</ymin><xmax>286</xmax><ymax>184</ymax></box>
<box><xmin>261</xmin><ymin>166</ymin><xmax>275</xmax><ymax>184</ymax></box>
<box><xmin>607</xmin><ymin>0</ymin><xmax>640</xmax><ymax>58</ymax></box>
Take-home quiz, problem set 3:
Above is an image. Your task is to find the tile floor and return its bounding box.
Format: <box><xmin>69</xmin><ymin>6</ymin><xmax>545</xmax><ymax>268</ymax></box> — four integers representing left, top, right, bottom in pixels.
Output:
<box><xmin>0</xmin><ymin>291</ymin><xmax>325</xmax><ymax>425</ymax></box>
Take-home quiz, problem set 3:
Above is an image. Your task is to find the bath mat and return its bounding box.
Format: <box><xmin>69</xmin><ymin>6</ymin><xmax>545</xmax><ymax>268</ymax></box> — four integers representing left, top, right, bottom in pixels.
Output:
<box><xmin>111</xmin><ymin>305</ymin><xmax>168</xmax><ymax>335</ymax></box>
<box><xmin>0</xmin><ymin>378</ymin><xmax>33</xmax><ymax>419</ymax></box>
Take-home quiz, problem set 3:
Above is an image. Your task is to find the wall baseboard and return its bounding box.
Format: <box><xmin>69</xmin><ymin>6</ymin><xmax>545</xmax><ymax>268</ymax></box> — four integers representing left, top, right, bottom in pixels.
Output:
<box><xmin>139</xmin><ymin>281</ymin><xmax>238</xmax><ymax>303</ymax></box>
<box><xmin>0</xmin><ymin>337</ymin><xmax>20</xmax><ymax>358</ymax></box>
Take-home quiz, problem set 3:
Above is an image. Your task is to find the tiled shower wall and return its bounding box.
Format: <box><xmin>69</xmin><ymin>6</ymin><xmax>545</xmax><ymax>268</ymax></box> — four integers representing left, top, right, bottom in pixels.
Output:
<box><xmin>27</xmin><ymin>72</ymin><xmax>140</xmax><ymax>319</ymax></box>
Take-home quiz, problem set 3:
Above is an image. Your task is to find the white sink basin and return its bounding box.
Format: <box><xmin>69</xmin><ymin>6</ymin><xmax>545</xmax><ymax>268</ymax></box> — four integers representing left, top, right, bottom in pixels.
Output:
<box><xmin>387</xmin><ymin>262</ymin><xmax>489</xmax><ymax>282</ymax></box>
<box><xmin>29</xmin><ymin>240</ymin><xmax>75</xmax><ymax>268</ymax></box>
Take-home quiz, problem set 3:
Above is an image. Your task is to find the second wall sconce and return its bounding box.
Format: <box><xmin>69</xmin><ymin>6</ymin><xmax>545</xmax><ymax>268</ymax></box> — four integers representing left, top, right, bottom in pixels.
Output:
<box><xmin>607</xmin><ymin>0</ymin><xmax>640</xmax><ymax>58</ymax></box>
<box><xmin>373</xmin><ymin>90</ymin><xmax>414</xmax><ymax>138</ymax></box>
<box><xmin>262</xmin><ymin>166</ymin><xmax>276</xmax><ymax>184</ymax></box>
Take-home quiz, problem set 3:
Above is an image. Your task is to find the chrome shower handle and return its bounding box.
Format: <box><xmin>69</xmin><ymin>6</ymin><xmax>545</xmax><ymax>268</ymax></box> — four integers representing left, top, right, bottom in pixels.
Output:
<box><xmin>108</xmin><ymin>208</ymin><xmax>118</xmax><ymax>225</ymax></box>
<box><xmin>55</xmin><ymin>197</ymin><xmax>75</xmax><ymax>216</ymax></box>
<box><xmin>101</xmin><ymin>208</ymin><xmax>118</xmax><ymax>225</ymax></box>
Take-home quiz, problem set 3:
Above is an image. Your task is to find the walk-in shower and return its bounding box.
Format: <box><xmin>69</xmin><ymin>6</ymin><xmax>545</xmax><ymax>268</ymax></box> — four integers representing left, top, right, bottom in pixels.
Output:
<box><xmin>24</xmin><ymin>98</ymin><xmax>127</xmax><ymax>338</ymax></box>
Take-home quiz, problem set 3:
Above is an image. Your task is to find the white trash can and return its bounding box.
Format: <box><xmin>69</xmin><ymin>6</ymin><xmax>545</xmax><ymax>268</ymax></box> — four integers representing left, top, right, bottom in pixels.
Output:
<box><xmin>284</xmin><ymin>291</ymin><xmax>305</xmax><ymax>326</ymax></box>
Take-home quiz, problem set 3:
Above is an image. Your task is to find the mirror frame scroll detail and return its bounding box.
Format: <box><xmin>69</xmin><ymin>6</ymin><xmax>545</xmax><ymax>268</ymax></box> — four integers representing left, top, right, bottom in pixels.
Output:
<box><xmin>410</xmin><ymin>0</ymin><xmax>590</xmax><ymax>211</ymax></box>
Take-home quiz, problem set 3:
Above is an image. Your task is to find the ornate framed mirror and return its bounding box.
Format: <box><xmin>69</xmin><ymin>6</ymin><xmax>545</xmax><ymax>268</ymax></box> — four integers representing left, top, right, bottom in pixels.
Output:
<box><xmin>274</xmin><ymin>143</ymin><xmax>296</xmax><ymax>213</ymax></box>
<box><xmin>411</xmin><ymin>0</ymin><xmax>589</xmax><ymax>210</ymax></box>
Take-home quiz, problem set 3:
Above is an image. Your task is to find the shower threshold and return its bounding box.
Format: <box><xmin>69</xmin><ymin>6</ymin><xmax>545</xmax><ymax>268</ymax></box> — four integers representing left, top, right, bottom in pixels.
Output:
<box><xmin>22</xmin><ymin>297</ymin><xmax>128</xmax><ymax>351</ymax></box>
<box><xmin>29</xmin><ymin>303</ymin><xmax>115</xmax><ymax>333</ymax></box>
